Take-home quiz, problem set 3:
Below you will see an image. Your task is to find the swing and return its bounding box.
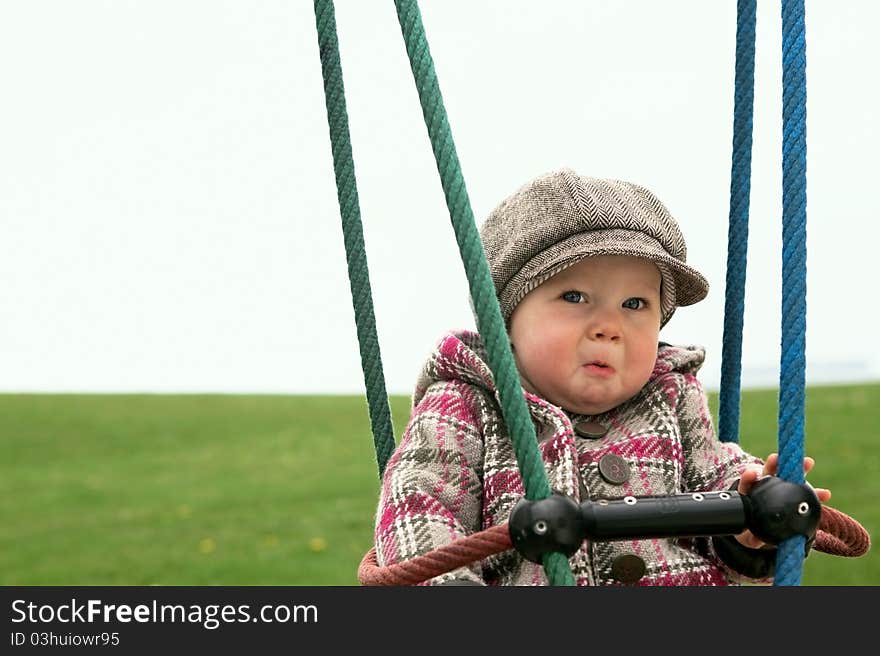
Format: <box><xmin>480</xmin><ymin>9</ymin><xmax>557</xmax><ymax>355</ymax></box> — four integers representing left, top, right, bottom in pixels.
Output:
<box><xmin>313</xmin><ymin>0</ymin><xmax>869</xmax><ymax>586</ymax></box>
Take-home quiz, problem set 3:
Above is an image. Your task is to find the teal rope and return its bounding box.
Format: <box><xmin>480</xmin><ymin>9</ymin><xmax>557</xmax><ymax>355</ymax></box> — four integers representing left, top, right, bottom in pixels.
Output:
<box><xmin>313</xmin><ymin>0</ymin><xmax>396</xmax><ymax>477</ymax></box>
<box><xmin>392</xmin><ymin>0</ymin><xmax>574</xmax><ymax>586</ymax></box>
<box><xmin>774</xmin><ymin>0</ymin><xmax>809</xmax><ymax>586</ymax></box>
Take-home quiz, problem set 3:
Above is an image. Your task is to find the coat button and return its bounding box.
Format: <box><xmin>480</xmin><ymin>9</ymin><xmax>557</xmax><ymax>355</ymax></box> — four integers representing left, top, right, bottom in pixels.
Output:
<box><xmin>598</xmin><ymin>453</ymin><xmax>630</xmax><ymax>485</ymax></box>
<box><xmin>611</xmin><ymin>554</ymin><xmax>646</xmax><ymax>584</ymax></box>
<box><xmin>574</xmin><ymin>420</ymin><xmax>607</xmax><ymax>439</ymax></box>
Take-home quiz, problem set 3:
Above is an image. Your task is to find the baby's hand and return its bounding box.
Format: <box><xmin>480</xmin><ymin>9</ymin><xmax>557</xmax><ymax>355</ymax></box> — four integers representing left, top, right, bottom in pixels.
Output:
<box><xmin>734</xmin><ymin>453</ymin><xmax>832</xmax><ymax>549</ymax></box>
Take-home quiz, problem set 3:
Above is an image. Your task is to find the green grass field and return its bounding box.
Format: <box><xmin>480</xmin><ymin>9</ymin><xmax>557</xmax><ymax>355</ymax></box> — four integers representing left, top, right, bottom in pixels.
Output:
<box><xmin>1</xmin><ymin>384</ymin><xmax>877</xmax><ymax>585</ymax></box>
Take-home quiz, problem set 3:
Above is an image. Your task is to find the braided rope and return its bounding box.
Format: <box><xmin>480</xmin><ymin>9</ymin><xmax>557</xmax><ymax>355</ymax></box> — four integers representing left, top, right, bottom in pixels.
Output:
<box><xmin>775</xmin><ymin>0</ymin><xmax>809</xmax><ymax>586</ymax></box>
<box><xmin>358</xmin><ymin>525</ymin><xmax>512</xmax><ymax>586</ymax></box>
<box><xmin>313</xmin><ymin>0</ymin><xmax>396</xmax><ymax>477</ymax></box>
<box><xmin>357</xmin><ymin>505</ymin><xmax>869</xmax><ymax>586</ymax></box>
<box><xmin>392</xmin><ymin>0</ymin><xmax>574</xmax><ymax>586</ymax></box>
<box><xmin>719</xmin><ymin>0</ymin><xmax>756</xmax><ymax>445</ymax></box>
<box><xmin>816</xmin><ymin>506</ymin><xmax>871</xmax><ymax>557</ymax></box>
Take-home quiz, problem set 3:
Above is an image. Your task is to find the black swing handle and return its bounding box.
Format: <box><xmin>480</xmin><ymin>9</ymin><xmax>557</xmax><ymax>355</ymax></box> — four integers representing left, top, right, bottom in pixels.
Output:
<box><xmin>508</xmin><ymin>476</ymin><xmax>822</xmax><ymax>564</ymax></box>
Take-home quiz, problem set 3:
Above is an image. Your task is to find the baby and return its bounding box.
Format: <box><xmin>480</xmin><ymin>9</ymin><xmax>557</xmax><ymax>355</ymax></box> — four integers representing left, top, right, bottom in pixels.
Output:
<box><xmin>374</xmin><ymin>168</ymin><xmax>829</xmax><ymax>585</ymax></box>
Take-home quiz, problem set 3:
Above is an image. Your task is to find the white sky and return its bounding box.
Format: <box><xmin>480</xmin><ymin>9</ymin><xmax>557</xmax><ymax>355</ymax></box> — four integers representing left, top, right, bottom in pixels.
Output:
<box><xmin>2</xmin><ymin>1</ymin><xmax>878</xmax><ymax>394</ymax></box>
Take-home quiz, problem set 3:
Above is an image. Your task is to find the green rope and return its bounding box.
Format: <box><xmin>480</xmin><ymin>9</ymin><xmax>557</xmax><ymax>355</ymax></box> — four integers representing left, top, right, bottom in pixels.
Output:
<box><xmin>313</xmin><ymin>0</ymin><xmax>396</xmax><ymax>477</ymax></box>
<box><xmin>393</xmin><ymin>0</ymin><xmax>574</xmax><ymax>586</ymax></box>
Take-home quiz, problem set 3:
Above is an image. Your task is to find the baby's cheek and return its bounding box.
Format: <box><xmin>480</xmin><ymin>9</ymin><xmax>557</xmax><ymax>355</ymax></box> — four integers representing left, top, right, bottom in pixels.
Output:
<box><xmin>514</xmin><ymin>343</ymin><xmax>553</xmax><ymax>383</ymax></box>
<box><xmin>541</xmin><ymin>344</ymin><xmax>576</xmax><ymax>387</ymax></box>
<box><xmin>629</xmin><ymin>344</ymin><xmax>658</xmax><ymax>385</ymax></box>
<box><xmin>526</xmin><ymin>333</ymin><xmax>565</xmax><ymax>364</ymax></box>
<box><xmin>527</xmin><ymin>347</ymin><xmax>561</xmax><ymax>382</ymax></box>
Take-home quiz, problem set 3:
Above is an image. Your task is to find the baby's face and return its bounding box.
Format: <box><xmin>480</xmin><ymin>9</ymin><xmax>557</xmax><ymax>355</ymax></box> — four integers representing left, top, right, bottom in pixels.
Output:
<box><xmin>508</xmin><ymin>255</ymin><xmax>662</xmax><ymax>415</ymax></box>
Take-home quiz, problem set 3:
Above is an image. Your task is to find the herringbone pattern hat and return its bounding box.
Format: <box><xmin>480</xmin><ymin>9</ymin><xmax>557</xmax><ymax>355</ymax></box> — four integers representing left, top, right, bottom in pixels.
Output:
<box><xmin>480</xmin><ymin>168</ymin><xmax>709</xmax><ymax>326</ymax></box>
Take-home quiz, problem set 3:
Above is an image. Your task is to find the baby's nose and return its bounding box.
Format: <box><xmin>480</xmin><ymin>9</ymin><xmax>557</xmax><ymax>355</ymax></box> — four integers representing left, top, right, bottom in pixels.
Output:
<box><xmin>588</xmin><ymin>314</ymin><xmax>622</xmax><ymax>341</ymax></box>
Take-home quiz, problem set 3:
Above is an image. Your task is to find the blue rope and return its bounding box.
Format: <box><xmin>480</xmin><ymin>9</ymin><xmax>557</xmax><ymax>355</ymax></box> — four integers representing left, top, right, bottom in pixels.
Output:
<box><xmin>774</xmin><ymin>0</ymin><xmax>808</xmax><ymax>586</ymax></box>
<box><xmin>719</xmin><ymin>0</ymin><xmax>756</xmax><ymax>445</ymax></box>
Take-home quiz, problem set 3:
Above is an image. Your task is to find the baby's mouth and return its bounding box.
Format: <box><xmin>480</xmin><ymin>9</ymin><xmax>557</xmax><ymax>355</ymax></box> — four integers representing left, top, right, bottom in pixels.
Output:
<box><xmin>584</xmin><ymin>360</ymin><xmax>614</xmax><ymax>375</ymax></box>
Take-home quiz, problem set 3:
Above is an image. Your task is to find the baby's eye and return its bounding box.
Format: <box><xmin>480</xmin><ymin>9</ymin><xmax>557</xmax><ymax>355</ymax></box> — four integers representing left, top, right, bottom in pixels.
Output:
<box><xmin>561</xmin><ymin>291</ymin><xmax>585</xmax><ymax>303</ymax></box>
<box><xmin>622</xmin><ymin>297</ymin><xmax>647</xmax><ymax>310</ymax></box>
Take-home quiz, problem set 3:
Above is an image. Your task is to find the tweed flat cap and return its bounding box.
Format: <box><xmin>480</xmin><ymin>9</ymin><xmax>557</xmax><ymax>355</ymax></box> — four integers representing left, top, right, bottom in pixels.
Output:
<box><xmin>480</xmin><ymin>168</ymin><xmax>709</xmax><ymax>326</ymax></box>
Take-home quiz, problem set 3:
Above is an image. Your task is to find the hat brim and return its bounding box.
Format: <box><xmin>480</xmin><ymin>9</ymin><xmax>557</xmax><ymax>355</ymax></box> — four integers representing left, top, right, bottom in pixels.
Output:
<box><xmin>500</xmin><ymin>228</ymin><xmax>709</xmax><ymax>324</ymax></box>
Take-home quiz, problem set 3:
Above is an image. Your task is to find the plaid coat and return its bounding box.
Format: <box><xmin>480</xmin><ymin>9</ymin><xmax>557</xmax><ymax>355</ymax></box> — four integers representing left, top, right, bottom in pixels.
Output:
<box><xmin>374</xmin><ymin>330</ymin><xmax>767</xmax><ymax>586</ymax></box>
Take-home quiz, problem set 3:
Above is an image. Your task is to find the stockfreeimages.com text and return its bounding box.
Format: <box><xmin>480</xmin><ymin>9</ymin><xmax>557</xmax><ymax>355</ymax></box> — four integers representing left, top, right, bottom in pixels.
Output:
<box><xmin>11</xmin><ymin>599</ymin><xmax>317</xmax><ymax>630</ymax></box>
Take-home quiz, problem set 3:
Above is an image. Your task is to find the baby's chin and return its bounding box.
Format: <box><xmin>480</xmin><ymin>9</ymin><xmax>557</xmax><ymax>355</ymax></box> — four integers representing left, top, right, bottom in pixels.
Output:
<box><xmin>559</xmin><ymin>388</ymin><xmax>642</xmax><ymax>416</ymax></box>
<box><xmin>561</xmin><ymin>400</ymin><xmax>618</xmax><ymax>416</ymax></box>
<box><xmin>526</xmin><ymin>377</ymin><xmax>644</xmax><ymax>416</ymax></box>
<box><xmin>561</xmin><ymin>374</ymin><xmax>655</xmax><ymax>415</ymax></box>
